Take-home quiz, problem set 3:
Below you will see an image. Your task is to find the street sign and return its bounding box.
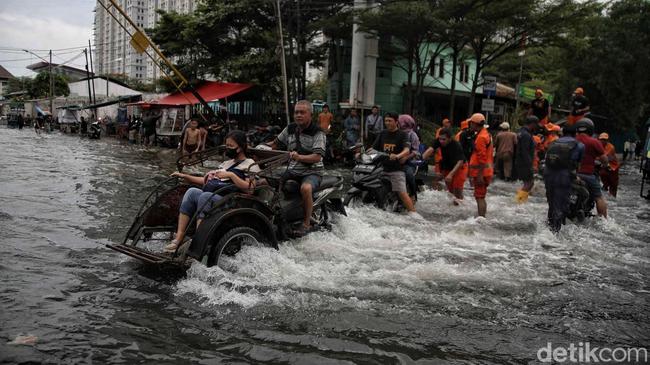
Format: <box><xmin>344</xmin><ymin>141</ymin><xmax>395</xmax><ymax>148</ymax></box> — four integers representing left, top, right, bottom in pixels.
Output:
<box><xmin>483</xmin><ymin>76</ymin><xmax>497</xmax><ymax>97</ymax></box>
<box><xmin>481</xmin><ymin>98</ymin><xmax>495</xmax><ymax>112</ymax></box>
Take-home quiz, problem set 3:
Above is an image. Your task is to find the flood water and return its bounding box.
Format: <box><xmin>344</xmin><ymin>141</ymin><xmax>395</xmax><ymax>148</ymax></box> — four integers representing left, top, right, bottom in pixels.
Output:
<box><xmin>1</xmin><ymin>127</ymin><xmax>648</xmax><ymax>364</ymax></box>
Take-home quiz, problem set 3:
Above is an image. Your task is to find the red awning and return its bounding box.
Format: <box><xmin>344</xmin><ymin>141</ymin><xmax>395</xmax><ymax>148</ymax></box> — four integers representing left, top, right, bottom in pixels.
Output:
<box><xmin>156</xmin><ymin>81</ymin><xmax>254</xmax><ymax>106</ymax></box>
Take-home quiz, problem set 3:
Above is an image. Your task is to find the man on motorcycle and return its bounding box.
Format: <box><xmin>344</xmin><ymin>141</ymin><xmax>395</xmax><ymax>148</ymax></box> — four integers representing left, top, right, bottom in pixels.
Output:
<box><xmin>371</xmin><ymin>112</ymin><xmax>419</xmax><ymax>216</ymax></box>
<box><xmin>543</xmin><ymin>124</ymin><xmax>585</xmax><ymax>233</ymax></box>
<box><xmin>575</xmin><ymin>118</ymin><xmax>609</xmax><ymax>217</ymax></box>
<box><xmin>271</xmin><ymin>100</ymin><xmax>327</xmax><ymax>236</ymax></box>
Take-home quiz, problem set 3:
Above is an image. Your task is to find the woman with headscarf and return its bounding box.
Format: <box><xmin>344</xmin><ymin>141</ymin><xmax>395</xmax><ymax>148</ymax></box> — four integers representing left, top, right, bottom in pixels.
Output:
<box><xmin>398</xmin><ymin>114</ymin><xmax>420</xmax><ymax>198</ymax></box>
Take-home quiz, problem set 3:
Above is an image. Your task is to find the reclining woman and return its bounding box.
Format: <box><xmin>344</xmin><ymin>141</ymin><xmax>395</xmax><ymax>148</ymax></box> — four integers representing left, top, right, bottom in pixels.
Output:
<box><xmin>165</xmin><ymin>130</ymin><xmax>260</xmax><ymax>253</ymax></box>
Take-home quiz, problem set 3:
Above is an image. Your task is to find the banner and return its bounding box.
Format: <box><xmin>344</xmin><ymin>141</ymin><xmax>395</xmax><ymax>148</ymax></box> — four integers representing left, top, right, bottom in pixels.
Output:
<box><xmin>518</xmin><ymin>86</ymin><xmax>554</xmax><ymax>104</ymax></box>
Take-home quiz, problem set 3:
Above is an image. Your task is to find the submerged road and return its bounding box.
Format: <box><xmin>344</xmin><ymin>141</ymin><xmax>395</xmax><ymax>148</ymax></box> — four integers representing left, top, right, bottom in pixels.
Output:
<box><xmin>0</xmin><ymin>127</ymin><xmax>648</xmax><ymax>364</ymax></box>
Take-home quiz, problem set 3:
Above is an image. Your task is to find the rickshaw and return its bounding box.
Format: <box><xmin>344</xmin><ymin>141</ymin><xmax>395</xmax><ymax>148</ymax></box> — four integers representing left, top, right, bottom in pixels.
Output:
<box><xmin>107</xmin><ymin>147</ymin><xmax>346</xmax><ymax>269</ymax></box>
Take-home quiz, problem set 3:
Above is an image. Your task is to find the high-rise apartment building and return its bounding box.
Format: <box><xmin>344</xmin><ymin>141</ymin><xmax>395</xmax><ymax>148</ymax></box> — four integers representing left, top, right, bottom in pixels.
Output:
<box><xmin>93</xmin><ymin>0</ymin><xmax>196</xmax><ymax>82</ymax></box>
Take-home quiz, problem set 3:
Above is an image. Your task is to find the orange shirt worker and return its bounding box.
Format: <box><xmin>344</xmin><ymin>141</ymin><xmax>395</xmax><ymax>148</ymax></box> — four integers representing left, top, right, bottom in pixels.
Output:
<box><xmin>468</xmin><ymin>113</ymin><xmax>494</xmax><ymax>217</ymax></box>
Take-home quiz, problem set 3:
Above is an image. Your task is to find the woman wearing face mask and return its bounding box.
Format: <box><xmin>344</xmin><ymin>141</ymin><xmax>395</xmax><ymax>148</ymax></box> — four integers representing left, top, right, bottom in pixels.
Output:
<box><xmin>165</xmin><ymin>130</ymin><xmax>260</xmax><ymax>253</ymax></box>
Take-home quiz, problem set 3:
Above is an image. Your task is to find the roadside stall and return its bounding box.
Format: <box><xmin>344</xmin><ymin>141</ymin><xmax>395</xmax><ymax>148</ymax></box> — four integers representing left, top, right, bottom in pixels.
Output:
<box><xmin>57</xmin><ymin>105</ymin><xmax>81</xmax><ymax>133</ymax></box>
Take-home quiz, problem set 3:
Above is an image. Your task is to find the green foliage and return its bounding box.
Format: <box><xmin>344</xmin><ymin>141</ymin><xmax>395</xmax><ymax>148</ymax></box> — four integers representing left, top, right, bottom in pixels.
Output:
<box><xmin>306</xmin><ymin>75</ymin><xmax>328</xmax><ymax>101</ymax></box>
<box><xmin>487</xmin><ymin>0</ymin><xmax>650</xmax><ymax>131</ymax></box>
<box><xmin>27</xmin><ymin>72</ymin><xmax>69</xmax><ymax>99</ymax></box>
<box><xmin>5</xmin><ymin>76</ymin><xmax>32</xmax><ymax>96</ymax></box>
<box><xmin>149</xmin><ymin>0</ymin><xmax>350</xmax><ymax>106</ymax></box>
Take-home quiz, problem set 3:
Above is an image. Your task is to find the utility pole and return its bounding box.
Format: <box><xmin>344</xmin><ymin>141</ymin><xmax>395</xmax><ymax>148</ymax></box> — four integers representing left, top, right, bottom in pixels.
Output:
<box><xmin>49</xmin><ymin>49</ymin><xmax>53</xmax><ymax>115</ymax></box>
<box><xmin>296</xmin><ymin>0</ymin><xmax>302</xmax><ymax>99</ymax></box>
<box><xmin>275</xmin><ymin>0</ymin><xmax>290</xmax><ymax>125</ymax></box>
<box><xmin>88</xmin><ymin>39</ymin><xmax>97</xmax><ymax>105</ymax></box>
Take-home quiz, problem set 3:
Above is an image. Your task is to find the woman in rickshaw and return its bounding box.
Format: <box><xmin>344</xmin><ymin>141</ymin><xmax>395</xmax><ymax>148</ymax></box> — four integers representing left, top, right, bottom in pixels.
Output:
<box><xmin>165</xmin><ymin>130</ymin><xmax>260</xmax><ymax>253</ymax></box>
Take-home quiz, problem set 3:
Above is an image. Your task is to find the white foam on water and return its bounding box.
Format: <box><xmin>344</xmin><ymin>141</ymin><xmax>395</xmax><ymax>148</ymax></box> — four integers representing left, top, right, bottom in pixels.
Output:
<box><xmin>174</xmin><ymin>177</ymin><xmax>648</xmax><ymax>313</ymax></box>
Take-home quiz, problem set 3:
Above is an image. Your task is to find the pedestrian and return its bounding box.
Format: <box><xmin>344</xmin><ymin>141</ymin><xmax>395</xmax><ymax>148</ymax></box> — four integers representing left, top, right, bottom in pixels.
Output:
<box><xmin>344</xmin><ymin>109</ymin><xmax>360</xmax><ymax>147</ymax></box>
<box><xmin>182</xmin><ymin>119</ymin><xmax>201</xmax><ymax>156</ymax></box>
<box><xmin>542</xmin><ymin>123</ymin><xmax>561</xmax><ymax>151</ymax></box>
<box><xmin>566</xmin><ymin>87</ymin><xmax>590</xmax><ymax>126</ymax></box>
<box><xmin>318</xmin><ymin>104</ymin><xmax>334</xmax><ymax>134</ymax></box>
<box><xmin>434</xmin><ymin>118</ymin><xmax>452</xmax><ymax>173</ymax></box>
<box><xmin>514</xmin><ymin>116</ymin><xmax>538</xmax><ymax>203</ymax></box>
<box><xmin>365</xmin><ymin>105</ymin><xmax>383</xmax><ymax>147</ymax></box>
<box><xmin>623</xmin><ymin>140</ymin><xmax>632</xmax><ymax>161</ymax></box>
<box><xmin>318</xmin><ymin>105</ymin><xmax>335</xmax><ymax>161</ymax></box>
<box><xmin>494</xmin><ymin>122</ymin><xmax>517</xmax><ymax>181</ymax></box>
<box><xmin>543</xmin><ymin>124</ymin><xmax>584</xmax><ymax>233</ymax></box>
<box><xmin>455</xmin><ymin>120</ymin><xmax>475</xmax><ymax>161</ymax></box>
<box><xmin>398</xmin><ymin>114</ymin><xmax>420</xmax><ymax>198</ymax></box>
<box><xmin>528</xmin><ymin>88</ymin><xmax>551</xmax><ymax>125</ymax></box>
<box><xmin>468</xmin><ymin>113</ymin><xmax>494</xmax><ymax>217</ymax></box>
<box><xmin>634</xmin><ymin>139</ymin><xmax>643</xmax><ymax>160</ymax></box>
<box><xmin>423</xmin><ymin>128</ymin><xmax>467</xmax><ymax>203</ymax></box>
<box><xmin>575</xmin><ymin>118</ymin><xmax>609</xmax><ymax>217</ymax></box>
<box><xmin>598</xmin><ymin>133</ymin><xmax>620</xmax><ymax>197</ymax></box>
<box><xmin>80</xmin><ymin>116</ymin><xmax>88</xmax><ymax>135</ymax></box>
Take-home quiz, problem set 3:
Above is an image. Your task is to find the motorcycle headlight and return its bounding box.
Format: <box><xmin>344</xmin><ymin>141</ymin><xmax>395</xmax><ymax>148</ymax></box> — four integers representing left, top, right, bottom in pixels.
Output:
<box><xmin>361</xmin><ymin>154</ymin><xmax>373</xmax><ymax>164</ymax></box>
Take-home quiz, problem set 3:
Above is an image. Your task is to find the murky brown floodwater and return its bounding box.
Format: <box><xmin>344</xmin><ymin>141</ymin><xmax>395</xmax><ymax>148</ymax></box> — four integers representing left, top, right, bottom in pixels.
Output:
<box><xmin>1</xmin><ymin>127</ymin><xmax>648</xmax><ymax>364</ymax></box>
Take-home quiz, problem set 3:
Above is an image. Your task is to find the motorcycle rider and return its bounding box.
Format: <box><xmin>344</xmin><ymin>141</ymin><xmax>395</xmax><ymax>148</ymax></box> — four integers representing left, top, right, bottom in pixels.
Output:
<box><xmin>371</xmin><ymin>112</ymin><xmax>419</xmax><ymax>216</ymax></box>
<box><xmin>543</xmin><ymin>124</ymin><xmax>585</xmax><ymax>233</ymax></box>
<box><xmin>575</xmin><ymin>118</ymin><xmax>609</xmax><ymax>217</ymax></box>
<box><xmin>398</xmin><ymin>114</ymin><xmax>420</xmax><ymax>199</ymax></box>
<box><xmin>271</xmin><ymin>100</ymin><xmax>327</xmax><ymax>236</ymax></box>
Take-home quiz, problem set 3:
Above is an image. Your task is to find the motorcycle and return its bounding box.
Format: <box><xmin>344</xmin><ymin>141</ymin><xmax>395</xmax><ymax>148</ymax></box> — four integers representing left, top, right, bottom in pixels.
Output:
<box><xmin>344</xmin><ymin>150</ymin><xmax>425</xmax><ymax>212</ymax></box>
<box><xmin>107</xmin><ymin>149</ymin><xmax>347</xmax><ymax>269</ymax></box>
<box><xmin>89</xmin><ymin>121</ymin><xmax>102</xmax><ymax>139</ymax></box>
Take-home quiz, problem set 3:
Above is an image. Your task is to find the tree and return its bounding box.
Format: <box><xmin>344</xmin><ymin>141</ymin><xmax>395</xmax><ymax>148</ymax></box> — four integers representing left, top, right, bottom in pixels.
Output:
<box><xmin>359</xmin><ymin>0</ymin><xmax>440</xmax><ymax>115</ymax></box>
<box><xmin>5</xmin><ymin>76</ymin><xmax>32</xmax><ymax>96</ymax></box>
<box><xmin>574</xmin><ymin>0</ymin><xmax>650</xmax><ymax>131</ymax></box>
<box><xmin>485</xmin><ymin>0</ymin><xmax>650</xmax><ymax>131</ymax></box>
<box><xmin>149</xmin><ymin>0</ymin><xmax>350</xmax><ymax>107</ymax></box>
<box><xmin>463</xmin><ymin>0</ymin><xmax>584</xmax><ymax>115</ymax></box>
<box><xmin>432</xmin><ymin>0</ymin><xmax>477</xmax><ymax>124</ymax></box>
<box><xmin>27</xmin><ymin>72</ymin><xmax>69</xmax><ymax>99</ymax></box>
<box><xmin>306</xmin><ymin>75</ymin><xmax>328</xmax><ymax>101</ymax></box>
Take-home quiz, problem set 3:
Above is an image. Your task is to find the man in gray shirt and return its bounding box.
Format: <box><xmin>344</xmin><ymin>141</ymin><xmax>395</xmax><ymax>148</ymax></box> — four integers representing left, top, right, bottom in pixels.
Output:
<box><xmin>272</xmin><ymin>100</ymin><xmax>326</xmax><ymax>235</ymax></box>
<box><xmin>365</xmin><ymin>105</ymin><xmax>383</xmax><ymax>146</ymax></box>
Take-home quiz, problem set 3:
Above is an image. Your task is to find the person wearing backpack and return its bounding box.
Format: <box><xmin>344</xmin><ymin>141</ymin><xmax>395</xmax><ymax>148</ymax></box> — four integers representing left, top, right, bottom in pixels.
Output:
<box><xmin>543</xmin><ymin>124</ymin><xmax>585</xmax><ymax>233</ymax></box>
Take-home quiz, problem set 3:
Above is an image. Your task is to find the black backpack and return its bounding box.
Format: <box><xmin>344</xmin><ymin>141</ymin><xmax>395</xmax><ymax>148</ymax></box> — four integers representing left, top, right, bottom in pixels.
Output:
<box><xmin>545</xmin><ymin>140</ymin><xmax>577</xmax><ymax>170</ymax></box>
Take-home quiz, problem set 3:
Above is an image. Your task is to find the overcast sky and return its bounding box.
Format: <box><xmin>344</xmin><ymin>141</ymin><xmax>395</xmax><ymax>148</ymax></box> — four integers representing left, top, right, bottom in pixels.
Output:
<box><xmin>0</xmin><ymin>0</ymin><xmax>95</xmax><ymax>77</ymax></box>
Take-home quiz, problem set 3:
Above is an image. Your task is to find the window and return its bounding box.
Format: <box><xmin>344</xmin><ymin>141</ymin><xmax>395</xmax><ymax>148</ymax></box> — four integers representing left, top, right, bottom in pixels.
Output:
<box><xmin>431</xmin><ymin>57</ymin><xmax>445</xmax><ymax>78</ymax></box>
<box><xmin>459</xmin><ymin>63</ymin><xmax>469</xmax><ymax>83</ymax></box>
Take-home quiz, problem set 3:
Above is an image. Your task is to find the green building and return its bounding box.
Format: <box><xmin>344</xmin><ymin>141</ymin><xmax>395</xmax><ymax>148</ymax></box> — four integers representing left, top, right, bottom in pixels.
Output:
<box><xmin>327</xmin><ymin>40</ymin><xmax>482</xmax><ymax>123</ymax></box>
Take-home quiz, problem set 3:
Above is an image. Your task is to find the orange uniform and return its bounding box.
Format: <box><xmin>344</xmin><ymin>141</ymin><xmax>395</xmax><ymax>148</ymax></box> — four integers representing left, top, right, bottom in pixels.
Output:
<box><xmin>603</xmin><ymin>142</ymin><xmax>619</xmax><ymax>171</ymax></box>
<box><xmin>543</xmin><ymin>134</ymin><xmax>559</xmax><ymax>151</ymax></box>
<box><xmin>469</xmin><ymin>127</ymin><xmax>494</xmax><ymax>198</ymax></box>
<box><xmin>600</xmin><ymin>141</ymin><xmax>619</xmax><ymax>197</ymax></box>
<box><xmin>533</xmin><ymin>135</ymin><xmax>543</xmax><ymax>172</ymax></box>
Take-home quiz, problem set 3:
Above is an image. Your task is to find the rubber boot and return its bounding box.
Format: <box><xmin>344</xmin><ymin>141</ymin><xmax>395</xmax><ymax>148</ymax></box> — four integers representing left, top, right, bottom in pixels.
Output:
<box><xmin>515</xmin><ymin>189</ymin><xmax>529</xmax><ymax>204</ymax></box>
